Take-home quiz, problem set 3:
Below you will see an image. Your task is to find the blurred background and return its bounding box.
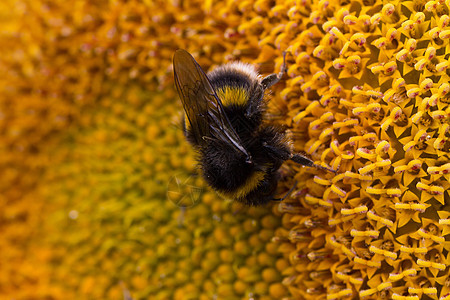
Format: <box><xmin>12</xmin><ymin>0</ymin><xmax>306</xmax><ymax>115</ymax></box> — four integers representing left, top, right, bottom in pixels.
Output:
<box><xmin>0</xmin><ymin>1</ymin><xmax>292</xmax><ymax>299</ymax></box>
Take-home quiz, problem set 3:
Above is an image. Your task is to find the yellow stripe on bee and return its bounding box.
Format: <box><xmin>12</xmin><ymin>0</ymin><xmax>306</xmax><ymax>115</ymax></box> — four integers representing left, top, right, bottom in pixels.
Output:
<box><xmin>184</xmin><ymin>116</ymin><xmax>190</xmax><ymax>131</ymax></box>
<box><xmin>216</xmin><ymin>86</ymin><xmax>249</xmax><ymax>106</ymax></box>
<box><xmin>218</xmin><ymin>171</ymin><xmax>266</xmax><ymax>200</ymax></box>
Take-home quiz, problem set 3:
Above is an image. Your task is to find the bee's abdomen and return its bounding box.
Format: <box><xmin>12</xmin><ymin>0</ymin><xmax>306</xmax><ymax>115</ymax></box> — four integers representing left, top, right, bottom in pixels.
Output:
<box><xmin>215</xmin><ymin>86</ymin><xmax>248</xmax><ymax>106</ymax></box>
<box><xmin>209</xmin><ymin>71</ymin><xmax>252</xmax><ymax>90</ymax></box>
<box><xmin>208</xmin><ymin>62</ymin><xmax>260</xmax><ymax>106</ymax></box>
<box><xmin>208</xmin><ymin>61</ymin><xmax>259</xmax><ymax>88</ymax></box>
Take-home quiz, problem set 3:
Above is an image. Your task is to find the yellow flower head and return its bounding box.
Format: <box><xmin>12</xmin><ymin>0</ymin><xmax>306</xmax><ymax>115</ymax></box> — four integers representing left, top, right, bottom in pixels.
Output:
<box><xmin>1</xmin><ymin>0</ymin><xmax>449</xmax><ymax>299</ymax></box>
<box><xmin>265</xmin><ymin>1</ymin><xmax>450</xmax><ymax>299</ymax></box>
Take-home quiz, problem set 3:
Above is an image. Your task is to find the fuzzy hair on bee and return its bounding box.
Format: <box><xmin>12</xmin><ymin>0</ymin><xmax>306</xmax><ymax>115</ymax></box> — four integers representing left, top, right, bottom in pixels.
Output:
<box><xmin>173</xmin><ymin>49</ymin><xmax>334</xmax><ymax>206</ymax></box>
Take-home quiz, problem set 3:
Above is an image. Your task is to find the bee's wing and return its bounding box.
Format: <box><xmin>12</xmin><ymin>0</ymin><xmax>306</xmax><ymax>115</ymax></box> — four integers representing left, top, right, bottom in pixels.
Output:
<box><xmin>173</xmin><ymin>49</ymin><xmax>249</xmax><ymax>158</ymax></box>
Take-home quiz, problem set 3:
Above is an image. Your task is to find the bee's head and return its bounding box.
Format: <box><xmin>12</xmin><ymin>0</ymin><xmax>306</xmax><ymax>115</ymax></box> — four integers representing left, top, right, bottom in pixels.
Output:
<box><xmin>200</xmin><ymin>139</ymin><xmax>257</xmax><ymax>191</ymax></box>
<box><xmin>238</xmin><ymin>174</ymin><xmax>279</xmax><ymax>206</ymax></box>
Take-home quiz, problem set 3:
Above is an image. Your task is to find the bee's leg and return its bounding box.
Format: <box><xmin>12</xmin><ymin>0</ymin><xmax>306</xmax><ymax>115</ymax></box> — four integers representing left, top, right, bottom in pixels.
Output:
<box><xmin>246</xmin><ymin>52</ymin><xmax>287</xmax><ymax>119</ymax></box>
<box><xmin>291</xmin><ymin>153</ymin><xmax>336</xmax><ymax>173</ymax></box>
<box><xmin>272</xmin><ymin>181</ymin><xmax>298</xmax><ymax>202</ymax></box>
<box><xmin>261</xmin><ymin>51</ymin><xmax>287</xmax><ymax>90</ymax></box>
<box><xmin>262</xmin><ymin>142</ymin><xmax>291</xmax><ymax>161</ymax></box>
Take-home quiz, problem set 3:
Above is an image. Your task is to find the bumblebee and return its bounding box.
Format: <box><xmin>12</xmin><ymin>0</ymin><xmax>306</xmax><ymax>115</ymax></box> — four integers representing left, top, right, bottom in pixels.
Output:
<box><xmin>173</xmin><ymin>49</ymin><xmax>332</xmax><ymax>206</ymax></box>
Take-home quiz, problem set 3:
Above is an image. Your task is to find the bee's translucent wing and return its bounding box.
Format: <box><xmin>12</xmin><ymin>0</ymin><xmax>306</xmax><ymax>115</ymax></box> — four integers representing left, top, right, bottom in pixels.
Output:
<box><xmin>173</xmin><ymin>49</ymin><xmax>249</xmax><ymax>158</ymax></box>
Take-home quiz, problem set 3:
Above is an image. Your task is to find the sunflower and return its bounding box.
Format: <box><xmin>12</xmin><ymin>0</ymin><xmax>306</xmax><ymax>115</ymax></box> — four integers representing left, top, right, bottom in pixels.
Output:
<box><xmin>1</xmin><ymin>0</ymin><xmax>449</xmax><ymax>299</ymax></box>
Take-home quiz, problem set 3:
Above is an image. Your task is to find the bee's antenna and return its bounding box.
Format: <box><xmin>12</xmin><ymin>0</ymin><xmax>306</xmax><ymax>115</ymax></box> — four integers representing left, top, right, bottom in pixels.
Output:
<box><xmin>272</xmin><ymin>181</ymin><xmax>298</xmax><ymax>202</ymax></box>
<box><xmin>291</xmin><ymin>153</ymin><xmax>337</xmax><ymax>173</ymax></box>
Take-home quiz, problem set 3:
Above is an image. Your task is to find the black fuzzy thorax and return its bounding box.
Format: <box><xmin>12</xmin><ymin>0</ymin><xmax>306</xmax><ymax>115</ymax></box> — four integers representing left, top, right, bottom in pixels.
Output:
<box><xmin>199</xmin><ymin>122</ymin><xmax>290</xmax><ymax>205</ymax></box>
<box><xmin>193</xmin><ymin>64</ymin><xmax>292</xmax><ymax>205</ymax></box>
